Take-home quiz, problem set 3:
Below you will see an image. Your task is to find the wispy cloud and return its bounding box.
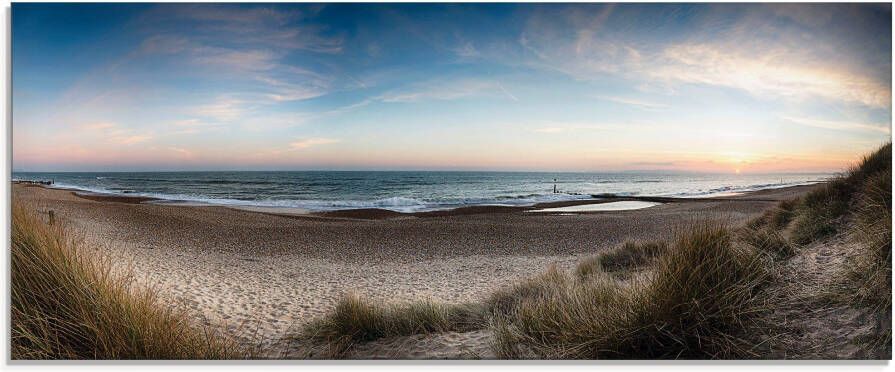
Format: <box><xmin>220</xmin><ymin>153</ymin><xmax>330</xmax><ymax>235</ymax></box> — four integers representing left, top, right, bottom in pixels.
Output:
<box><xmin>80</xmin><ymin>122</ymin><xmax>117</xmax><ymax>130</ymax></box>
<box><xmin>134</xmin><ymin>5</ymin><xmax>342</xmax><ymax>106</ymax></box>
<box><xmin>531</xmin><ymin>122</ymin><xmax>631</xmax><ymax>134</ymax></box>
<box><xmin>191</xmin><ymin>47</ymin><xmax>278</xmax><ymax>72</ymax></box>
<box><xmin>193</xmin><ymin>97</ymin><xmax>247</xmax><ymax>121</ymax></box>
<box><xmin>171</xmin><ymin>119</ymin><xmax>204</xmax><ymax>127</ymax></box>
<box><xmin>594</xmin><ymin>95</ymin><xmax>668</xmax><ymax>110</ymax></box>
<box><xmin>257</xmin><ymin>74</ymin><xmax>330</xmax><ymax>102</ymax></box>
<box><xmin>497</xmin><ymin>83</ymin><xmax>519</xmax><ymax>102</ymax></box>
<box><xmin>167</xmin><ymin>118</ymin><xmax>224</xmax><ymax>135</ymax></box>
<box><xmin>782</xmin><ymin>115</ymin><xmax>891</xmax><ymax>134</ymax></box>
<box><xmin>115</xmin><ymin>135</ymin><xmax>153</xmax><ymax>145</ymax></box>
<box><xmin>452</xmin><ymin>41</ymin><xmax>481</xmax><ymax>59</ymax></box>
<box><xmin>518</xmin><ymin>5</ymin><xmax>892</xmax><ymax>108</ymax></box>
<box><xmin>289</xmin><ymin>137</ymin><xmax>340</xmax><ymax>150</ymax></box>
<box><xmin>379</xmin><ymin>79</ymin><xmax>519</xmax><ymax>103</ymax></box>
<box><xmin>145</xmin><ymin>4</ymin><xmax>343</xmax><ymax>53</ymax></box>
<box><xmin>138</xmin><ymin>35</ymin><xmax>191</xmax><ymax>55</ymax></box>
<box><xmin>168</xmin><ymin>147</ymin><xmax>194</xmax><ymax>157</ymax></box>
<box><xmin>626</xmin><ymin>161</ymin><xmax>677</xmax><ymax>167</ymax></box>
<box><xmin>532</xmin><ymin>127</ymin><xmax>566</xmax><ymax>133</ymax></box>
<box><xmin>651</xmin><ymin>43</ymin><xmax>891</xmax><ymax>108</ymax></box>
<box><xmin>79</xmin><ymin>122</ymin><xmax>155</xmax><ymax>145</ymax></box>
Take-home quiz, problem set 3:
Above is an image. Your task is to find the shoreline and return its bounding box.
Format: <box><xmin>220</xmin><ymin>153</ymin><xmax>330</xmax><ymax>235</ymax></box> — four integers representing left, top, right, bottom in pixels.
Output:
<box><xmin>14</xmin><ymin>180</ymin><xmax>824</xmax><ymax>220</ymax></box>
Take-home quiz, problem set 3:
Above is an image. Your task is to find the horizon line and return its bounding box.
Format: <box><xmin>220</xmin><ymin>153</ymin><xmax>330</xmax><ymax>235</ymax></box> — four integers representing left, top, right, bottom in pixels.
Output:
<box><xmin>11</xmin><ymin>169</ymin><xmax>839</xmax><ymax>175</ymax></box>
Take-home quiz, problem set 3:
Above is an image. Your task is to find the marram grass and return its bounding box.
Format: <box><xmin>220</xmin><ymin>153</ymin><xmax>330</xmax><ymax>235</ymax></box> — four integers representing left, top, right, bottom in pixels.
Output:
<box><xmin>11</xmin><ymin>202</ymin><xmax>244</xmax><ymax>359</ymax></box>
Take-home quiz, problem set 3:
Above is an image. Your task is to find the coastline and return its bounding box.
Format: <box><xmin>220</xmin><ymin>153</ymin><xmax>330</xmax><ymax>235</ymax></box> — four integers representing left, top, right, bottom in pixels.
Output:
<box><xmin>11</xmin><ymin>181</ymin><xmax>821</xmax><ymax>357</ymax></box>
<box><xmin>14</xmin><ymin>180</ymin><xmax>822</xmax><ymax>220</ymax></box>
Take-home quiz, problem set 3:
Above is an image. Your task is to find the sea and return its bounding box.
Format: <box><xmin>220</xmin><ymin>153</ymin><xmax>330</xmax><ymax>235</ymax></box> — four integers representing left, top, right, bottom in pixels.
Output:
<box><xmin>12</xmin><ymin>171</ymin><xmax>833</xmax><ymax>213</ymax></box>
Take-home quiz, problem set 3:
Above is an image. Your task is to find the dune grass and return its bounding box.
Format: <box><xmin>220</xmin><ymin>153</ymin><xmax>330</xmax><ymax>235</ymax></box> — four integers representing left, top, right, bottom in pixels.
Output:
<box><xmin>741</xmin><ymin>196</ymin><xmax>798</xmax><ymax>259</ymax></box>
<box><xmin>791</xmin><ymin>143</ymin><xmax>892</xmax><ymax>245</ymax></box>
<box><xmin>850</xmin><ymin>167</ymin><xmax>892</xmax><ymax>309</ymax></box>
<box><xmin>577</xmin><ymin>241</ymin><xmax>668</xmax><ymax>276</ymax></box>
<box><xmin>298</xmin><ymin>294</ymin><xmax>486</xmax><ymax>357</ymax></box>
<box><xmin>840</xmin><ymin>145</ymin><xmax>890</xmax><ymax>298</ymax></box>
<box><xmin>846</xmin><ymin>156</ymin><xmax>892</xmax><ymax>356</ymax></box>
<box><xmin>11</xmin><ymin>203</ymin><xmax>242</xmax><ymax>359</ymax></box>
<box><xmin>739</xmin><ymin>226</ymin><xmax>796</xmax><ymax>259</ymax></box>
<box><xmin>790</xmin><ymin>178</ymin><xmax>852</xmax><ymax>245</ymax></box>
<box><xmin>492</xmin><ymin>223</ymin><xmax>770</xmax><ymax>359</ymax></box>
<box><xmin>747</xmin><ymin>198</ymin><xmax>799</xmax><ymax>231</ymax></box>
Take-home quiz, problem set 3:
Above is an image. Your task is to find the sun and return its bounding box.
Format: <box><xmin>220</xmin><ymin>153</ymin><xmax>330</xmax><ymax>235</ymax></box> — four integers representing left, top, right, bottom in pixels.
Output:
<box><xmin>723</xmin><ymin>152</ymin><xmax>754</xmax><ymax>174</ymax></box>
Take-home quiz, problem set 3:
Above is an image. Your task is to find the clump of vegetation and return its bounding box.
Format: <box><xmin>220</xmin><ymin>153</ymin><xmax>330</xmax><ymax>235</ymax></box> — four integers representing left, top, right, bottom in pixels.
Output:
<box><xmin>747</xmin><ymin>198</ymin><xmax>799</xmax><ymax>231</ymax></box>
<box><xmin>742</xmin><ymin>197</ymin><xmax>799</xmax><ymax>260</ymax></box>
<box><xmin>489</xmin><ymin>271</ymin><xmax>625</xmax><ymax>359</ymax></box>
<box><xmin>791</xmin><ymin>143</ymin><xmax>892</xmax><ymax>245</ymax></box>
<box><xmin>851</xmin><ymin>167</ymin><xmax>892</xmax><ymax>308</ymax></box>
<box><xmin>486</xmin><ymin>266</ymin><xmax>571</xmax><ymax>316</ymax></box>
<box><xmin>790</xmin><ymin>178</ymin><xmax>852</xmax><ymax>244</ymax></box>
<box><xmin>11</xmin><ymin>203</ymin><xmax>242</xmax><ymax>359</ymax></box>
<box><xmin>299</xmin><ymin>294</ymin><xmax>485</xmax><ymax>357</ymax></box>
<box><xmin>579</xmin><ymin>241</ymin><xmax>668</xmax><ymax>276</ymax></box>
<box><xmin>846</xmin><ymin>152</ymin><xmax>892</xmax><ymax>356</ymax></box>
<box><xmin>849</xmin><ymin>143</ymin><xmax>892</xmax><ymax>184</ymax></box>
<box><xmin>739</xmin><ymin>227</ymin><xmax>796</xmax><ymax>259</ymax></box>
<box><xmin>574</xmin><ymin>256</ymin><xmax>603</xmax><ymax>279</ymax></box>
<box><xmin>770</xmin><ymin>199</ymin><xmax>799</xmax><ymax>229</ymax></box>
<box><xmin>492</xmin><ymin>224</ymin><xmax>770</xmax><ymax>359</ymax></box>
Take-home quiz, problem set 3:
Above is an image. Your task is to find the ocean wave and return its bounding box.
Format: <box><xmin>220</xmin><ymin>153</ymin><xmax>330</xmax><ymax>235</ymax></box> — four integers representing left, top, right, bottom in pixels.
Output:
<box><xmin>669</xmin><ymin>181</ymin><xmax>824</xmax><ymax>198</ymax></box>
<box><xmin>21</xmin><ymin>173</ymin><xmax>832</xmax><ymax>213</ymax></box>
<box><xmin>93</xmin><ymin>177</ymin><xmax>289</xmax><ymax>186</ymax></box>
<box><xmin>41</xmin><ymin>181</ymin><xmax>593</xmax><ymax>213</ymax></box>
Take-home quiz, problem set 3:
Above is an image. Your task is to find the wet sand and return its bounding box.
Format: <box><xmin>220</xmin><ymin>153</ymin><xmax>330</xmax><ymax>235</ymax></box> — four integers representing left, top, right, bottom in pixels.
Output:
<box><xmin>12</xmin><ymin>182</ymin><xmax>820</xmax><ymax>356</ymax></box>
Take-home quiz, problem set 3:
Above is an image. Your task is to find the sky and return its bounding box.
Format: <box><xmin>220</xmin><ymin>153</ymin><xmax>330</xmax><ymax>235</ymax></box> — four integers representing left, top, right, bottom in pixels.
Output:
<box><xmin>11</xmin><ymin>3</ymin><xmax>893</xmax><ymax>173</ymax></box>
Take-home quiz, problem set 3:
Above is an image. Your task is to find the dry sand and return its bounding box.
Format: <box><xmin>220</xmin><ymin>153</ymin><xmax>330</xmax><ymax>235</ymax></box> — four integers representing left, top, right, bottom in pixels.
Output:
<box><xmin>12</xmin><ymin>183</ymin><xmax>819</xmax><ymax>358</ymax></box>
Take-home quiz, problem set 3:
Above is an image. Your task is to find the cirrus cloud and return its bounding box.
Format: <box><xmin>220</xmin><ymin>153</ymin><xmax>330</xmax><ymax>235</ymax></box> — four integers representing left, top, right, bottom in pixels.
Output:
<box><xmin>289</xmin><ymin>137</ymin><xmax>341</xmax><ymax>150</ymax></box>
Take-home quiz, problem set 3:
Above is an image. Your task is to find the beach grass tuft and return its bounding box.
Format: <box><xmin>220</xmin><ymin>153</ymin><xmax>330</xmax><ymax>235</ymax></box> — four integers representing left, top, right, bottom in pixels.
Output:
<box><xmin>11</xmin><ymin>203</ymin><xmax>242</xmax><ymax>359</ymax></box>
<box><xmin>298</xmin><ymin>294</ymin><xmax>486</xmax><ymax>357</ymax></box>
<box><xmin>491</xmin><ymin>223</ymin><xmax>770</xmax><ymax>359</ymax></box>
<box><xmin>846</xmin><ymin>147</ymin><xmax>892</xmax><ymax>356</ymax></box>
<box><xmin>739</xmin><ymin>226</ymin><xmax>796</xmax><ymax>259</ymax></box>
<box><xmin>791</xmin><ymin>143</ymin><xmax>892</xmax><ymax>245</ymax></box>
<box><xmin>574</xmin><ymin>256</ymin><xmax>604</xmax><ymax>280</ymax></box>
<box><xmin>790</xmin><ymin>178</ymin><xmax>852</xmax><ymax>244</ymax></box>
<box><xmin>486</xmin><ymin>265</ymin><xmax>574</xmax><ymax>316</ymax></box>
<box><xmin>747</xmin><ymin>198</ymin><xmax>798</xmax><ymax>231</ymax></box>
<box><xmin>850</xmin><ymin>167</ymin><xmax>892</xmax><ymax>309</ymax></box>
<box><xmin>584</xmin><ymin>241</ymin><xmax>668</xmax><ymax>274</ymax></box>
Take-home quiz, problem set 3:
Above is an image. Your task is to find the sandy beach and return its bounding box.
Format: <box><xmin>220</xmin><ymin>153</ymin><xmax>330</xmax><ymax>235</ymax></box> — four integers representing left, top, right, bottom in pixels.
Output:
<box><xmin>12</xmin><ymin>183</ymin><xmax>820</xmax><ymax>358</ymax></box>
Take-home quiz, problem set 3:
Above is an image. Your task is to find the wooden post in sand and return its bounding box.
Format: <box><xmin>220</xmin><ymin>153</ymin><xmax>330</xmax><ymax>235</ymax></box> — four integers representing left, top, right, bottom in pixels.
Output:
<box><xmin>553</xmin><ymin>179</ymin><xmax>557</xmax><ymax>194</ymax></box>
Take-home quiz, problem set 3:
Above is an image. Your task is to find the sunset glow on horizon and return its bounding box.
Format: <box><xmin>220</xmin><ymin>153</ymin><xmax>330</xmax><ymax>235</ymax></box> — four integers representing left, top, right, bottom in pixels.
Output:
<box><xmin>12</xmin><ymin>3</ymin><xmax>892</xmax><ymax>173</ymax></box>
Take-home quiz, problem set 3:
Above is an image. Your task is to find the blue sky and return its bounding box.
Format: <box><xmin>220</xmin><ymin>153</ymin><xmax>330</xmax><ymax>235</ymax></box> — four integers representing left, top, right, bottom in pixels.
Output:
<box><xmin>12</xmin><ymin>3</ymin><xmax>892</xmax><ymax>172</ymax></box>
